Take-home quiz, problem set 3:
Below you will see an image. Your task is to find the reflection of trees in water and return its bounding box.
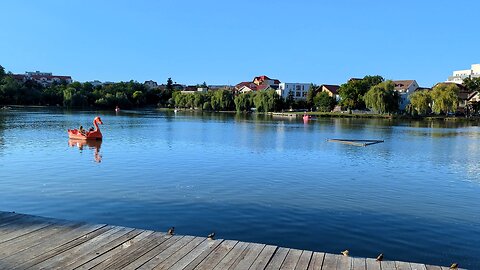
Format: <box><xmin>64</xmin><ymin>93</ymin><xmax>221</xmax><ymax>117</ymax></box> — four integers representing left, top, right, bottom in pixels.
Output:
<box><xmin>0</xmin><ymin>113</ymin><xmax>4</xmax><ymax>154</ymax></box>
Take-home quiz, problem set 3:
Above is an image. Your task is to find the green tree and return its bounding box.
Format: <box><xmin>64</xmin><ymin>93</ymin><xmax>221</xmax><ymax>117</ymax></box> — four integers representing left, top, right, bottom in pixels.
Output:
<box><xmin>166</xmin><ymin>78</ymin><xmax>174</xmax><ymax>92</ymax></box>
<box><xmin>409</xmin><ymin>90</ymin><xmax>431</xmax><ymax>115</ymax></box>
<box><xmin>0</xmin><ymin>76</ymin><xmax>21</xmax><ymax>104</ymax></box>
<box><xmin>338</xmin><ymin>75</ymin><xmax>385</xmax><ymax>110</ymax></box>
<box><xmin>314</xmin><ymin>91</ymin><xmax>336</xmax><ymax>112</ymax></box>
<box><xmin>63</xmin><ymin>87</ymin><xmax>75</xmax><ymax>107</ymax></box>
<box><xmin>306</xmin><ymin>84</ymin><xmax>317</xmax><ymax>110</ymax></box>
<box><xmin>0</xmin><ymin>65</ymin><xmax>5</xmax><ymax>81</ymax></box>
<box><xmin>202</xmin><ymin>101</ymin><xmax>212</xmax><ymax>110</ymax></box>
<box><xmin>362</xmin><ymin>75</ymin><xmax>384</xmax><ymax>88</ymax></box>
<box><xmin>363</xmin><ymin>80</ymin><xmax>399</xmax><ymax>114</ymax></box>
<box><xmin>132</xmin><ymin>90</ymin><xmax>146</xmax><ymax>105</ymax></box>
<box><xmin>234</xmin><ymin>92</ymin><xmax>253</xmax><ymax>112</ymax></box>
<box><xmin>430</xmin><ymin>83</ymin><xmax>459</xmax><ymax>115</ymax></box>
<box><xmin>253</xmin><ymin>90</ymin><xmax>282</xmax><ymax>112</ymax></box>
<box><xmin>463</xmin><ymin>77</ymin><xmax>480</xmax><ymax>93</ymax></box>
<box><xmin>211</xmin><ymin>90</ymin><xmax>234</xmax><ymax>111</ymax></box>
<box><xmin>193</xmin><ymin>92</ymin><xmax>205</xmax><ymax>109</ymax></box>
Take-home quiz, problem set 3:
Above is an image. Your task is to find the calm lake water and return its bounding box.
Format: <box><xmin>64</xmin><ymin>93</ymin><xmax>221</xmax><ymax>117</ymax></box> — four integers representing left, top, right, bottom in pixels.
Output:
<box><xmin>1</xmin><ymin>108</ymin><xmax>479</xmax><ymax>268</ymax></box>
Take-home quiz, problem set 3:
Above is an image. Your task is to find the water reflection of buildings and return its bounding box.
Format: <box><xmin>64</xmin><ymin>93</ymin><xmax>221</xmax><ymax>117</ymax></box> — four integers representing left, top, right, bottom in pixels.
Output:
<box><xmin>68</xmin><ymin>139</ymin><xmax>102</xmax><ymax>163</ymax></box>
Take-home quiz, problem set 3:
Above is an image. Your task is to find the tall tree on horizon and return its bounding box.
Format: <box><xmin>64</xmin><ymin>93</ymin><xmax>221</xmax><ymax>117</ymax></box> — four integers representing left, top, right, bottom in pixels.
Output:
<box><xmin>166</xmin><ymin>77</ymin><xmax>173</xmax><ymax>92</ymax></box>
<box><xmin>306</xmin><ymin>84</ymin><xmax>317</xmax><ymax>110</ymax></box>
<box><xmin>0</xmin><ymin>65</ymin><xmax>5</xmax><ymax>81</ymax></box>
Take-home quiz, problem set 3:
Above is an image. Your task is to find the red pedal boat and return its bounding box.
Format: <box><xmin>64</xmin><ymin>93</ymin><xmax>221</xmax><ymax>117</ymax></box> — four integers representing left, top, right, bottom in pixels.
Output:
<box><xmin>68</xmin><ymin>116</ymin><xmax>103</xmax><ymax>140</ymax></box>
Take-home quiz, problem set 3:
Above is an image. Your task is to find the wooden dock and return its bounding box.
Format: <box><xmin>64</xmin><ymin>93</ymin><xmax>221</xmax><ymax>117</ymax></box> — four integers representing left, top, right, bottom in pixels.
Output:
<box><xmin>327</xmin><ymin>139</ymin><xmax>384</xmax><ymax>147</ymax></box>
<box><xmin>0</xmin><ymin>211</ymin><xmax>460</xmax><ymax>270</ymax></box>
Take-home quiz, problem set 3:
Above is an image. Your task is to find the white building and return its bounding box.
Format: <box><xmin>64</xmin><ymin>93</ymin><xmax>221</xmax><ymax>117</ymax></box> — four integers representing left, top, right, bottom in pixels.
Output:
<box><xmin>393</xmin><ymin>80</ymin><xmax>419</xmax><ymax>110</ymax></box>
<box><xmin>447</xmin><ymin>64</ymin><xmax>480</xmax><ymax>83</ymax></box>
<box><xmin>277</xmin><ymin>83</ymin><xmax>311</xmax><ymax>100</ymax></box>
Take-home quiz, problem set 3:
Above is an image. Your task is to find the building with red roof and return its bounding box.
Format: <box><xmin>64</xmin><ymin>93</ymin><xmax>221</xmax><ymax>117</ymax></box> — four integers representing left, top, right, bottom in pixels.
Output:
<box><xmin>12</xmin><ymin>71</ymin><xmax>73</xmax><ymax>87</ymax></box>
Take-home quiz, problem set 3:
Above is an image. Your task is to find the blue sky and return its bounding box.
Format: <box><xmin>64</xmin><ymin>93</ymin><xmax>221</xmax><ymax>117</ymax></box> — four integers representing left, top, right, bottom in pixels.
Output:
<box><xmin>0</xmin><ymin>0</ymin><xmax>478</xmax><ymax>87</ymax></box>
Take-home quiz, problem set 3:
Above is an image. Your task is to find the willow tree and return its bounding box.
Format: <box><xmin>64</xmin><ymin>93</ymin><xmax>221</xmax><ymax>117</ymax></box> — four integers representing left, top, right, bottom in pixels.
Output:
<box><xmin>253</xmin><ymin>90</ymin><xmax>282</xmax><ymax>113</ymax></box>
<box><xmin>363</xmin><ymin>80</ymin><xmax>398</xmax><ymax>114</ymax></box>
<box><xmin>409</xmin><ymin>90</ymin><xmax>431</xmax><ymax>115</ymax></box>
<box><xmin>338</xmin><ymin>75</ymin><xmax>384</xmax><ymax>110</ymax></box>
<box><xmin>430</xmin><ymin>83</ymin><xmax>459</xmax><ymax>115</ymax></box>
<box><xmin>234</xmin><ymin>92</ymin><xmax>253</xmax><ymax>112</ymax></box>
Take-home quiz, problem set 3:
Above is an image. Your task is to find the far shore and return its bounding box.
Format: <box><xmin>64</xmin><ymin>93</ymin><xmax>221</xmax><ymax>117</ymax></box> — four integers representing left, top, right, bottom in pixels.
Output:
<box><xmin>2</xmin><ymin>105</ymin><xmax>480</xmax><ymax>122</ymax></box>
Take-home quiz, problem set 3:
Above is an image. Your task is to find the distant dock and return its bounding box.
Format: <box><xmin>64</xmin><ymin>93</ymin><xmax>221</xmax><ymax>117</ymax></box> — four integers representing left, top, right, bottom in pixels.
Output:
<box><xmin>327</xmin><ymin>139</ymin><xmax>385</xmax><ymax>147</ymax></box>
<box><xmin>0</xmin><ymin>211</ymin><xmax>460</xmax><ymax>269</ymax></box>
<box><xmin>270</xmin><ymin>112</ymin><xmax>299</xmax><ymax>118</ymax></box>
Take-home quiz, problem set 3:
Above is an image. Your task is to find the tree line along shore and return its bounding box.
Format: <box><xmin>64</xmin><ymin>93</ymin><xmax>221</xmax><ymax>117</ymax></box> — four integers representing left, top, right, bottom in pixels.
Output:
<box><xmin>1</xmin><ymin>65</ymin><xmax>479</xmax><ymax>119</ymax></box>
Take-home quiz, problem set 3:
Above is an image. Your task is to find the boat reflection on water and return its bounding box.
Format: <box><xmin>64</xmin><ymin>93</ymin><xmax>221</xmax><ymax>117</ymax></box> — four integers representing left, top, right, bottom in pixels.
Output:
<box><xmin>68</xmin><ymin>139</ymin><xmax>102</xmax><ymax>163</ymax></box>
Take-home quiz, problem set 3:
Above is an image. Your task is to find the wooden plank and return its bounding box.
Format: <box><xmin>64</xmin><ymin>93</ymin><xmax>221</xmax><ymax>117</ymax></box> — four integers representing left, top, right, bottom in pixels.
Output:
<box><xmin>97</xmin><ymin>232</ymin><xmax>173</xmax><ymax>270</ymax></box>
<box><xmin>136</xmin><ymin>235</ymin><xmax>197</xmax><ymax>269</ymax></box>
<box><xmin>294</xmin><ymin>250</ymin><xmax>312</xmax><ymax>270</ymax></box>
<box><xmin>167</xmin><ymin>238</ymin><xmax>223</xmax><ymax>270</ymax></box>
<box><xmin>0</xmin><ymin>213</ymin><xmax>24</xmax><ymax>227</ymax></box>
<box><xmin>395</xmin><ymin>261</ymin><xmax>412</xmax><ymax>270</ymax></box>
<box><xmin>0</xmin><ymin>219</ymin><xmax>53</xmax><ymax>243</ymax></box>
<box><xmin>77</xmin><ymin>230</ymin><xmax>155</xmax><ymax>269</ymax></box>
<box><xmin>191</xmin><ymin>240</ymin><xmax>239</xmax><ymax>270</ymax></box>
<box><xmin>280</xmin><ymin>248</ymin><xmax>303</xmax><ymax>270</ymax></box>
<box><xmin>212</xmin><ymin>241</ymin><xmax>250</xmax><ymax>270</ymax></box>
<box><xmin>307</xmin><ymin>252</ymin><xmax>325</xmax><ymax>270</ymax></box>
<box><xmin>0</xmin><ymin>221</ymin><xmax>84</xmax><ymax>259</ymax></box>
<box><xmin>249</xmin><ymin>245</ymin><xmax>278</xmax><ymax>270</ymax></box>
<box><xmin>8</xmin><ymin>224</ymin><xmax>111</xmax><ymax>269</ymax></box>
<box><xmin>337</xmin><ymin>254</ymin><xmax>352</xmax><ymax>270</ymax></box>
<box><xmin>0</xmin><ymin>219</ymin><xmax>79</xmax><ymax>246</ymax></box>
<box><xmin>59</xmin><ymin>228</ymin><xmax>143</xmax><ymax>269</ymax></box>
<box><xmin>352</xmin><ymin>257</ymin><xmax>366</xmax><ymax>270</ymax></box>
<box><xmin>425</xmin><ymin>265</ymin><xmax>442</xmax><ymax>270</ymax></box>
<box><xmin>321</xmin><ymin>253</ymin><xmax>338</xmax><ymax>270</ymax></box>
<box><xmin>365</xmin><ymin>258</ymin><xmax>381</xmax><ymax>270</ymax></box>
<box><xmin>381</xmin><ymin>260</ymin><xmax>397</xmax><ymax>270</ymax></box>
<box><xmin>264</xmin><ymin>247</ymin><xmax>289</xmax><ymax>270</ymax></box>
<box><xmin>120</xmin><ymin>235</ymin><xmax>181</xmax><ymax>270</ymax></box>
<box><xmin>409</xmin><ymin>263</ymin><xmax>427</xmax><ymax>270</ymax></box>
<box><xmin>153</xmin><ymin>237</ymin><xmax>205</xmax><ymax>269</ymax></box>
<box><xmin>32</xmin><ymin>227</ymin><xmax>139</xmax><ymax>269</ymax></box>
<box><xmin>230</xmin><ymin>243</ymin><xmax>266</xmax><ymax>270</ymax></box>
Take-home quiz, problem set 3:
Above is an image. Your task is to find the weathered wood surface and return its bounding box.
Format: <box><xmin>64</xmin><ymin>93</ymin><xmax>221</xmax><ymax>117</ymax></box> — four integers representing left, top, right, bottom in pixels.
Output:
<box><xmin>0</xmin><ymin>211</ymin><xmax>462</xmax><ymax>269</ymax></box>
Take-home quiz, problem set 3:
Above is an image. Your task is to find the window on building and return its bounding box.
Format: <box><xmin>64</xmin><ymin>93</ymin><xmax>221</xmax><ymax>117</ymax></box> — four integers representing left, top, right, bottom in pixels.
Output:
<box><xmin>296</xmin><ymin>92</ymin><xmax>301</xmax><ymax>97</ymax></box>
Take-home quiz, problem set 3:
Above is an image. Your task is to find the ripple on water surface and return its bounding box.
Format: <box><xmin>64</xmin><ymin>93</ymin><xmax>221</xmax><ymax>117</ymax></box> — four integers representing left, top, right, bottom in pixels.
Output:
<box><xmin>0</xmin><ymin>109</ymin><xmax>479</xmax><ymax>268</ymax></box>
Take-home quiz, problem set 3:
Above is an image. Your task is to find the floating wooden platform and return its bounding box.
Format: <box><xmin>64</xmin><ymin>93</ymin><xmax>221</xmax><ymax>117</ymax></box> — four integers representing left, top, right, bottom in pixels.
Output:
<box><xmin>0</xmin><ymin>211</ymin><xmax>459</xmax><ymax>270</ymax></box>
<box><xmin>327</xmin><ymin>139</ymin><xmax>384</xmax><ymax>147</ymax></box>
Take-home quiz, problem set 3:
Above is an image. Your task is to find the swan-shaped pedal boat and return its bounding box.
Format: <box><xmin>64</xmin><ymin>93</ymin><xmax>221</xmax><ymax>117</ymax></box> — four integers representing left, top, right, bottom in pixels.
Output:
<box><xmin>68</xmin><ymin>116</ymin><xmax>103</xmax><ymax>140</ymax></box>
<box><xmin>303</xmin><ymin>113</ymin><xmax>312</xmax><ymax>121</ymax></box>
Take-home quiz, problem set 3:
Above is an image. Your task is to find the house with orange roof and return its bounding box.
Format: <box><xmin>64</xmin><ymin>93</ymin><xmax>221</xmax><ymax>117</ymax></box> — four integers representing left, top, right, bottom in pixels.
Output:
<box><xmin>253</xmin><ymin>75</ymin><xmax>280</xmax><ymax>87</ymax></box>
<box><xmin>319</xmin><ymin>84</ymin><xmax>340</xmax><ymax>101</ymax></box>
